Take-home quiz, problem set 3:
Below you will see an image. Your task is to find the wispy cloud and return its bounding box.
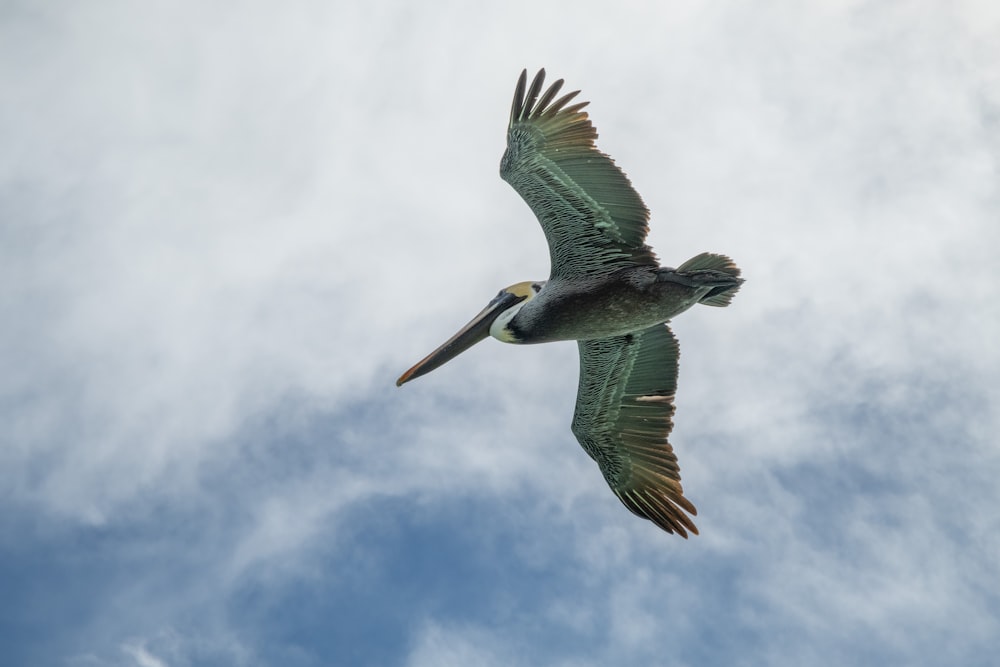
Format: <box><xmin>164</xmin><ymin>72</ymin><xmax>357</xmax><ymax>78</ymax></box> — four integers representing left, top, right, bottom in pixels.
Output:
<box><xmin>121</xmin><ymin>642</ymin><xmax>168</xmax><ymax>667</ymax></box>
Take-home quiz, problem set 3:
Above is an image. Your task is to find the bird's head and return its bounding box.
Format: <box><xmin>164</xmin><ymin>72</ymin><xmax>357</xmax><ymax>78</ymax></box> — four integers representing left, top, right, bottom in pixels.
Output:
<box><xmin>396</xmin><ymin>280</ymin><xmax>544</xmax><ymax>386</ymax></box>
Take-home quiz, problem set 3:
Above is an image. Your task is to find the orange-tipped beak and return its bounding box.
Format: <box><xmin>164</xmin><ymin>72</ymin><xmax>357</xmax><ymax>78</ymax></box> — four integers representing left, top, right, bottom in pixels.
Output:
<box><xmin>396</xmin><ymin>291</ymin><xmax>525</xmax><ymax>386</ymax></box>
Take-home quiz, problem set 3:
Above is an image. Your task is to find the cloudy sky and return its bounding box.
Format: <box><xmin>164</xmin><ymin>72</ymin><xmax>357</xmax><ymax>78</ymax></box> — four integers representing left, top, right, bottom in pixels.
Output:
<box><xmin>3</xmin><ymin>1</ymin><xmax>999</xmax><ymax>665</ymax></box>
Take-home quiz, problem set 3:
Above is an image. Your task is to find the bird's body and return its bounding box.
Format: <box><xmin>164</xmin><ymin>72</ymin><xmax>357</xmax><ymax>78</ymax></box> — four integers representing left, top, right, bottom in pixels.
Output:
<box><xmin>397</xmin><ymin>69</ymin><xmax>743</xmax><ymax>537</ymax></box>
<box><xmin>500</xmin><ymin>260</ymin><xmax>739</xmax><ymax>344</ymax></box>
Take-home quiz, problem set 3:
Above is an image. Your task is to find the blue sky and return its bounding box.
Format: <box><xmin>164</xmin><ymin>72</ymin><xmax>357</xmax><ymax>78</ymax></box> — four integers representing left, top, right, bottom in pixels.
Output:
<box><xmin>3</xmin><ymin>1</ymin><xmax>999</xmax><ymax>665</ymax></box>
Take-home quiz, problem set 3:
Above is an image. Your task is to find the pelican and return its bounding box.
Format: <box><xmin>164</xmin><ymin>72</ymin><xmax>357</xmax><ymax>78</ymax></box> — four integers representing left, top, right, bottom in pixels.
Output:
<box><xmin>396</xmin><ymin>69</ymin><xmax>743</xmax><ymax>537</ymax></box>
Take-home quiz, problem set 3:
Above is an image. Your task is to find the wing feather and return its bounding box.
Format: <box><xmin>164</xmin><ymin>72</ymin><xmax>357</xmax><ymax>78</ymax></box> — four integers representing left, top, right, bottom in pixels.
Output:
<box><xmin>500</xmin><ymin>69</ymin><xmax>658</xmax><ymax>279</ymax></box>
<box><xmin>571</xmin><ymin>325</ymin><xmax>698</xmax><ymax>537</ymax></box>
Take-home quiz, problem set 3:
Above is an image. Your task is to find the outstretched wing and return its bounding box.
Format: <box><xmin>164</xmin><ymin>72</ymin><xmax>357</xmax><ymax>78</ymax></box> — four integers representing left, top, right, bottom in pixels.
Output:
<box><xmin>571</xmin><ymin>324</ymin><xmax>698</xmax><ymax>537</ymax></box>
<box><xmin>500</xmin><ymin>69</ymin><xmax>658</xmax><ymax>280</ymax></box>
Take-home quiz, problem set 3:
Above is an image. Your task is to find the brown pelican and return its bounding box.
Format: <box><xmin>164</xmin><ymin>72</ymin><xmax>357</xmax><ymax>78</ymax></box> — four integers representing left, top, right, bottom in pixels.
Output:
<box><xmin>397</xmin><ymin>69</ymin><xmax>743</xmax><ymax>537</ymax></box>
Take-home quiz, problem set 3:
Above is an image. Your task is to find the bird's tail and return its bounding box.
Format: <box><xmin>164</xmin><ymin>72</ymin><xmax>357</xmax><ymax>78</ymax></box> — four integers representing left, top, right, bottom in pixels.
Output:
<box><xmin>675</xmin><ymin>252</ymin><xmax>744</xmax><ymax>307</ymax></box>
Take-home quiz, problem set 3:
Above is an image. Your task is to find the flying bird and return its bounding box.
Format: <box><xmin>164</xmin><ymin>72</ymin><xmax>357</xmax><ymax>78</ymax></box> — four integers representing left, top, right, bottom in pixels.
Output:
<box><xmin>396</xmin><ymin>69</ymin><xmax>743</xmax><ymax>537</ymax></box>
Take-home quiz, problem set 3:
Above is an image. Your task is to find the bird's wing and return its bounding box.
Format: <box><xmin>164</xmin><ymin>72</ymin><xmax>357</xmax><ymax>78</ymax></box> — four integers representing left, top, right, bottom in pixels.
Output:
<box><xmin>571</xmin><ymin>324</ymin><xmax>698</xmax><ymax>537</ymax></box>
<box><xmin>500</xmin><ymin>69</ymin><xmax>658</xmax><ymax>280</ymax></box>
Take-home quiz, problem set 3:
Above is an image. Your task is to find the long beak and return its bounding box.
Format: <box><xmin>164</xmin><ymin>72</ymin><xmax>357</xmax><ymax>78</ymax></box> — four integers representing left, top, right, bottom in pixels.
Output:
<box><xmin>396</xmin><ymin>291</ymin><xmax>525</xmax><ymax>386</ymax></box>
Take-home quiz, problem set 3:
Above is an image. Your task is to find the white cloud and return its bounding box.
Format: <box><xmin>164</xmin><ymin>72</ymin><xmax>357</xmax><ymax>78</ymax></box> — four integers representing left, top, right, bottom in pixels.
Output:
<box><xmin>2</xmin><ymin>1</ymin><xmax>998</xmax><ymax>665</ymax></box>
<box><xmin>406</xmin><ymin>620</ymin><xmax>517</xmax><ymax>667</ymax></box>
<box><xmin>121</xmin><ymin>642</ymin><xmax>168</xmax><ymax>667</ymax></box>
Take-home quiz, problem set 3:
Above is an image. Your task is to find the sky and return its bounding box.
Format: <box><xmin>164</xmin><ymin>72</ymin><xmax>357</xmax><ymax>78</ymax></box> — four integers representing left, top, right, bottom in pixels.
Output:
<box><xmin>2</xmin><ymin>0</ymin><xmax>999</xmax><ymax>665</ymax></box>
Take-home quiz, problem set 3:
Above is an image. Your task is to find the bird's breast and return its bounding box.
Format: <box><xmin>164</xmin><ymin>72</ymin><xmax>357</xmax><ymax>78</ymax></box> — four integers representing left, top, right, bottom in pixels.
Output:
<box><xmin>510</xmin><ymin>271</ymin><xmax>693</xmax><ymax>343</ymax></box>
